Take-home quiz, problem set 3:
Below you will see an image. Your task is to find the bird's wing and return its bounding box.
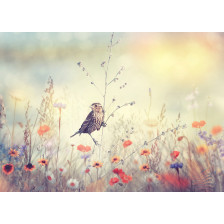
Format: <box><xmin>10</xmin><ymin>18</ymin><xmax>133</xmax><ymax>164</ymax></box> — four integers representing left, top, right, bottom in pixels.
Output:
<box><xmin>79</xmin><ymin>111</ymin><xmax>94</xmax><ymax>133</ymax></box>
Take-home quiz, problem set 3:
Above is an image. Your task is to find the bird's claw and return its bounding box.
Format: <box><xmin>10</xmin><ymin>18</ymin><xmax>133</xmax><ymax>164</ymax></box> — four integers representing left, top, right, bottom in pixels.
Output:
<box><xmin>102</xmin><ymin>122</ymin><xmax>107</xmax><ymax>127</ymax></box>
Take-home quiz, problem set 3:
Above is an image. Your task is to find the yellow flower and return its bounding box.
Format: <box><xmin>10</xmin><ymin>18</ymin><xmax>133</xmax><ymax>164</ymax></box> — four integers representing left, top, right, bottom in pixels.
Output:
<box><xmin>111</xmin><ymin>156</ymin><xmax>121</xmax><ymax>164</ymax></box>
<box><xmin>92</xmin><ymin>161</ymin><xmax>103</xmax><ymax>168</ymax></box>
<box><xmin>196</xmin><ymin>144</ymin><xmax>208</xmax><ymax>154</ymax></box>
<box><xmin>140</xmin><ymin>149</ymin><xmax>151</xmax><ymax>156</ymax></box>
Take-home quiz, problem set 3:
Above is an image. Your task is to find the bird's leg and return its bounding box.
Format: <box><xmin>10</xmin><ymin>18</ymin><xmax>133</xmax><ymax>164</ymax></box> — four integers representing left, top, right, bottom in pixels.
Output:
<box><xmin>89</xmin><ymin>134</ymin><xmax>100</xmax><ymax>146</ymax></box>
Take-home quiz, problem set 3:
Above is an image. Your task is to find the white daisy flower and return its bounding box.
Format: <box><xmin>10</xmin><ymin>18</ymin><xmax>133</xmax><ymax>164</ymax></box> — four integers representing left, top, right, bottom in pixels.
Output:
<box><xmin>58</xmin><ymin>167</ymin><xmax>66</xmax><ymax>174</ymax></box>
<box><xmin>46</xmin><ymin>171</ymin><xmax>55</xmax><ymax>184</ymax></box>
<box><xmin>67</xmin><ymin>179</ymin><xmax>79</xmax><ymax>189</ymax></box>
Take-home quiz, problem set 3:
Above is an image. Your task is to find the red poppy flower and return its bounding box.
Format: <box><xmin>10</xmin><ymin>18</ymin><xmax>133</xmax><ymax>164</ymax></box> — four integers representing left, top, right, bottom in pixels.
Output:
<box><xmin>2</xmin><ymin>163</ymin><xmax>14</xmax><ymax>175</ymax></box>
<box><xmin>121</xmin><ymin>174</ymin><xmax>132</xmax><ymax>184</ymax></box>
<box><xmin>109</xmin><ymin>177</ymin><xmax>120</xmax><ymax>186</ymax></box>
<box><xmin>123</xmin><ymin>140</ymin><xmax>132</xmax><ymax>148</ymax></box>
<box><xmin>177</xmin><ymin>136</ymin><xmax>184</xmax><ymax>141</ymax></box>
<box><xmin>77</xmin><ymin>144</ymin><xmax>91</xmax><ymax>152</ymax></box>
<box><xmin>85</xmin><ymin>168</ymin><xmax>90</xmax><ymax>173</ymax></box>
<box><xmin>38</xmin><ymin>125</ymin><xmax>50</xmax><ymax>136</ymax></box>
<box><xmin>113</xmin><ymin>168</ymin><xmax>124</xmax><ymax>176</ymax></box>
<box><xmin>170</xmin><ymin>151</ymin><xmax>180</xmax><ymax>160</ymax></box>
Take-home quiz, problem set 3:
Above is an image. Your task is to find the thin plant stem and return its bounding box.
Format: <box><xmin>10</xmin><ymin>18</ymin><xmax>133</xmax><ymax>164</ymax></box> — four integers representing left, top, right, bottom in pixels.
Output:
<box><xmin>55</xmin><ymin>108</ymin><xmax>62</xmax><ymax>190</ymax></box>
<box><xmin>11</xmin><ymin>99</ymin><xmax>17</xmax><ymax>147</ymax></box>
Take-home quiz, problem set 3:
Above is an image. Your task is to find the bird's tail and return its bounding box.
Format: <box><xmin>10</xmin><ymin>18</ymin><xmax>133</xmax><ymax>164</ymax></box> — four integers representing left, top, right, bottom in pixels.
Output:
<box><xmin>70</xmin><ymin>131</ymin><xmax>79</xmax><ymax>138</ymax></box>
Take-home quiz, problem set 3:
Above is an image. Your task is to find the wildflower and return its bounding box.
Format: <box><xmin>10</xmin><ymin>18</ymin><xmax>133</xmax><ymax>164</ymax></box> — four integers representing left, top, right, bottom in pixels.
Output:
<box><xmin>109</xmin><ymin>177</ymin><xmax>120</xmax><ymax>186</ymax></box>
<box><xmin>139</xmin><ymin>164</ymin><xmax>150</xmax><ymax>171</ymax></box>
<box><xmin>155</xmin><ymin>173</ymin><xmax>162</xmax><ymax>180</ymax></box>
<box><xmin>37</xmin><ymin>125</ymin><xmax>50</xmax><ymax>136</ymax></box>
<box><xmin>77</xmin><ymin>144</ymin><xmax>91</xmax><ymax>152</ymax></box>
<box><xmin>2</xmin><ymin>163</ymin><xmax>14</xmax><ymax>175</ymax></box>
<box><xmin>18</xmin><ymin>145</ymin><xmax>26</xmax><ymax>156</ymax></box>
<box><xmin>58</xmin><ymin>167</ymin><xmax>66</xmax><ymax>174</ymax></box>
<box><xmin>177</xmin><ymin>136</ymin><xmax>184</xmax><ymax>141</ymax></box>
<box><xmin>111</xmin><ymin>155</ymin><xmax>121</xmax><ymax>164</ymax></box>
<box><xmin>197</xmin><ymin>144</ymin><xmax>208</xmax><ymax>154</ymax></box>
<box><xmin>170</xmin><ymin>162</ymin><xmax>183</xmax><ymax>169</ymax></box>
<box><xmin>123</xmin><ymin>140</ymin><xmax>132</xmax><ymax>148</ymax></box>
<box><xmin>192</xmin><ymin>120</ymin><xmax>206</xmax><ymax>128</ymax></box>
<box><xmin>24</xmin><ymin>163</ymin><xmax>36</xmax><ymax>172</ymax></box>
<box><xmin>67</xmin><ymin>179</ymin><xmax>79</xmax><ymax>189</ymax></box>
<box><xmin>81</xmin><ymin>154</ymin><xmax>91</xmax><ymax>160</ymax></box>
<box><xmin>170</xmin><ymin>151</ymin><xmax>180</xmax><ymax>160</ymax></box>
<box><xmin>46</xmin><ymin>171</ymin><xmax>55</xmax><ymax>183</ymax></box>
<box><xmin>147</xmin><ymin>178</ymin><xmax>153</xmax><ymax>183</ymax></box>
<box><xmin>53</xmin><ymin>102</ymin><xmax>66</xmax><ymax>109</ymax></box>
<box><xmin>8</xmin><ymin>148</ymin><xmax>19</xmax><ymax>157</ymax></box>
<box><xmin>85</xmin><ymin>168</ymin><xmax>90</xmax><ymax>173</ymax></box>
<box><xmin>140</xmin><ymin>149</ymin><xmax>151</xmax><ymax>156</ymax></box>
<box><xmin>121</xmin><ymin>174</ymin><xmax>132</xmax><ymax>184</ymax></box>
<box><xmin>113</xmin><ymin>168</ymin><xmax>124</xmax><ymax>176</ymax></box>
<box><xmin>92</xmin><ymin>161</ymin><xmax>103</xmax><ymax>168</ymax></box>
<box><xmin>38</xmin><ymin>158</ymin><xmax>48</xmax><ymax>166</ymax></box>
<box><xmin>211</xmin><ymin>126</ymin><xmax>223</xmax><ymax>136</ymax></box>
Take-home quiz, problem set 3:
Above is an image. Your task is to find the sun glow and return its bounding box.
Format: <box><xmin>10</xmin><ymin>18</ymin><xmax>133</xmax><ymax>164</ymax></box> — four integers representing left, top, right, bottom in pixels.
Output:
<box><xmin>142</xmin><ymin>40</ymin><xmax>218</xmax><ymax>84</ymax></box>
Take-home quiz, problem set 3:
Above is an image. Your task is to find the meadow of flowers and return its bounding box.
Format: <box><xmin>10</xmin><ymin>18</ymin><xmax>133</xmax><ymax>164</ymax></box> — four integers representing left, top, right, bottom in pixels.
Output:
<box><xmin>0</xmin><ymin>33</ymin><xmax>223</xmax><ymax>192</ymax></box>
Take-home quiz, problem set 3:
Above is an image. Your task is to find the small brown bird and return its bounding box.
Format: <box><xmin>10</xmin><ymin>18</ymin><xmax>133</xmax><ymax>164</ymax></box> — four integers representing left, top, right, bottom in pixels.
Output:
<box><xmin>70</xmin><ymin>103</ymin><xmax>106</xmax><ymax>145</ymax></box>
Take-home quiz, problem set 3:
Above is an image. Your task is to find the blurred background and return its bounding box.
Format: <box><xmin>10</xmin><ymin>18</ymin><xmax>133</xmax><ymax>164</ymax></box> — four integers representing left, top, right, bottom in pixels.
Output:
<box><xmin>0</xmin><ymin>32</ymin><xmax>223</xmax><ymax>144</ymax></box>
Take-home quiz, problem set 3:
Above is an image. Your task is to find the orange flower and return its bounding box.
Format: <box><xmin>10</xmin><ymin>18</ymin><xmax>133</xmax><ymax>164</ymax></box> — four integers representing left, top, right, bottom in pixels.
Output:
<box><xmin>8</xmin><ymin>149</ymin><xmax>19</xmax><ymax>157</ymax></box>
<box><xmin>38</xmin><ymin>158</ymin><xmax>48</xmax><ymax>166</ymax></box>
<box><xmin>111</xmin><ymin>156</ymin><xmax>121</xmax><ymax>164</ymax></box>
<box><xmin>140</xmin><ymin>149</ymin><xmax>151</xmax><ymax>156</ymax></box>
<box><xmin>211</xmin><ymin>126</ymin><xmax>223</xmax><ymax>135</ymax></box>
<box><xmin>197</xmin><ymin>144</ymin><xmax>208</xmax><ymax>154</ymax></box>
<box><xmin>155</xmin><ymin>173</ymin><xmax>162</xmax><ymax>180</ymax></box>
<box><xmin>123</xmin><ymin>140</ymin><xmax>132</xmax><ymax>148</ymax></box>
<box><xmin>77</xmin><ymin>144</ymin><xmax>91</xmax><ymax>152</ymax></box>
<box><xmin>92</xmin><ymin>161</ymin><xmax>103</xmax><ymax>168</ymax></box>
<box><xmin>24</xmin><ymin>163</ymin><xmax>36</xmax><ymax>172</ymax></box>
<box><xmin>139</xmin><ymin>164</ymin><xmax>150</xmax><ymax>171</ymax></box>
<box><xmin>192</xmin><ymin>120</ymin><xmax>206</xmax><ymax>128</ymax></box>
<box><xmin>2</xmin><ymin>163</ymin><xmax>14</xmax><ymax>175</ymax></box>
<box><xmin>38</xmin><ymin>125</ymin><xmax>50</xmax><ymax>136</ymax></box>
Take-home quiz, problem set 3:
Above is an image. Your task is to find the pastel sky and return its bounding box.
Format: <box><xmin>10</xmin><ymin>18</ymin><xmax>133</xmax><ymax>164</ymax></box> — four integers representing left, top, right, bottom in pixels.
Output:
<box><xmin>0</xmin><ymin>32</ymin><xmax>224</xmax><ymax>143</ymax></box>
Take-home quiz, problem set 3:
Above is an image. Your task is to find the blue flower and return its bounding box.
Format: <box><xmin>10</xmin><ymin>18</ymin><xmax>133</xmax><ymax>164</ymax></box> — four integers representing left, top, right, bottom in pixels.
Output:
<box><xmin>81</xmin><ymin>154</ymin><xmax>91</xmax><ymax>160</ymax></box>
<box><xmin>170</xmin><ymin>162</ymin><xmax>183</xmax><ymax>169</ymax></box>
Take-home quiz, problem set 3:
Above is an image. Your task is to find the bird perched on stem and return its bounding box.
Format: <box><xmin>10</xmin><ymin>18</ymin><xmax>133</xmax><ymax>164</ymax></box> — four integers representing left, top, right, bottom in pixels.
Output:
<box><xmin>70</xmin><ymin>103</ymin><xmax>106</xmax><ymax>145</ymax></box>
